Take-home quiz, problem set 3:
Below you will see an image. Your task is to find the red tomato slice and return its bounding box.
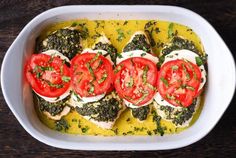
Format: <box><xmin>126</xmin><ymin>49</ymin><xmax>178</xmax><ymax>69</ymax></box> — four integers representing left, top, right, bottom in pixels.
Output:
<box><xmin>157</xmin><ymin>59</ymin><xmax>201</xmax><ymax>107</ymax></box>
<box><xmin>25</xmin><ymin>54</ymin><xmax>71</xmax><ymax>97</ymax></box>
<box><xmin>71</xmin><ymin>53</ymin><xmax>114</xmax><ymax>97</ymax></box>
<box><xmin>114</xmin><ymin>57</ymin><xmax>158</xmax><ymax>106</ymax></box>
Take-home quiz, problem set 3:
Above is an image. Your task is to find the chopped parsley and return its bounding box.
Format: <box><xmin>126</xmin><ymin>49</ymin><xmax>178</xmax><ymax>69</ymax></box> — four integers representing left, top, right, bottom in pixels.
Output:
<box><xmin>195</xmin><ymin>56</ymin><xmax>203</xmax><ymax>66</ymax></box>
<box><xmin>116</xmin><ymin>28</ymin><xmax>125</xmax><ymax>42</ymax></box>
<box><xmin>55</xmin><ymin>119</ymin><xmax>70</xmax><ymax>132</ymax></box>
<box><xmin>160</xmin><ymin>77</ymin><xmax>169</xmax><ymax>87</ymax></box>
<box><xmin>168</xmin><ymin>23</ymin><xmax>174</xmax><ymax>39</ymax></box>
<box><xmin>62</xmin><ymin>76</ymin><xmax>71</xmax><ymax>82</ymax></box>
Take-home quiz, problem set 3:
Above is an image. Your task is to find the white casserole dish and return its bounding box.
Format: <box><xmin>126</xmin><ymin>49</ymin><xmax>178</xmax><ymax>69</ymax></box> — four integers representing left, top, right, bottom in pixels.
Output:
<box><xmin>1</xmin><ymin>5</ymin><xmax>235</xmax><ymax>150</ymax></box>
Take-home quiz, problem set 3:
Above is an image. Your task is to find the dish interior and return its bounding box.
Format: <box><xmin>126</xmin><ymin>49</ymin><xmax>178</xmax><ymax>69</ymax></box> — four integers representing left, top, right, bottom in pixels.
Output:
<box><xmin>2</xmin><ymin>6</ymin><xmax>235</xmax><ymax>150</ymax></box>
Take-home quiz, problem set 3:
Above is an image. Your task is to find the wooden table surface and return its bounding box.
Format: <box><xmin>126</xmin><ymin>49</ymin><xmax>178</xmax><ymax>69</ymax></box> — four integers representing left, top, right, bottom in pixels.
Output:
<box><xmin>0</xmin><ymin>0</ymin><xmax>236</xmax><ymax>157</ymax></box>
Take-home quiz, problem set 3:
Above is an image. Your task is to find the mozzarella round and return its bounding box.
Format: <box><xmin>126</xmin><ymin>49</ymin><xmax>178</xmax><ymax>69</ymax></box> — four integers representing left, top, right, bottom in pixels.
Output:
<box><xmin>80</xmin><ymin>94</ymin><xmax>106</xmax><ymax>104</ymax></box>
<box><xmin>68</xmin><ymin>91</ymin><xmax>105</xmax><ymax>108</ymax></box>
<box><xmin>123</xmin><ymin>98</ymin><xmax>154</xmax><ymax>108</ymax></box>
<box><xmin>42</xmin><ymin>49</ymin><xmax>70</xmax><ymax>63</ymax></box>
<box><xmin>153</xmin><ymin>92</ymin><xmax>182</xmax><ymax>109</ymax></box>
<box><xmin>34</xmin><ymin>88</ymin><xmax>71</xmax><ymax>103</ymax></box>
<box><xmin>116</xmin><ymin>50</ymin><xmax>159</xmax><ymax>65</ymax></box>
<box><xmin>116</xmin><ymin>50</ymin><xmax>158</xmax><ymax>108</ymax></box>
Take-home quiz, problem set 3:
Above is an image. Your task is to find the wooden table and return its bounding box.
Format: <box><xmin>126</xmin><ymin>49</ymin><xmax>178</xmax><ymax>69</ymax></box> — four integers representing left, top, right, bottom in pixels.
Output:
<box><xmin>0</xmin><ymin>0</ymin><xmax>235</xmax><ymax>157</ymax></box>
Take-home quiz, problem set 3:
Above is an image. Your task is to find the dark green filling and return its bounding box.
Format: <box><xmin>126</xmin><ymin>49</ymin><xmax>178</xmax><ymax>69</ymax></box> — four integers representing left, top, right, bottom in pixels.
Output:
<box><xmin>160</xmin><ymin>98</ymin><xmax>197</xmax><ymax>126</ymax></box>
<box><xmin>123</xmin><ymin>34</ymin><xmax>151</xmax><ymax>53</ymax></box>
<box><xmin>38</xmin><ymin>29</ymin><xmax>82</xmax><ymax>59</ymax></box>
<box><xmin>55</xmin><ymin>118</ymin><xmax>70</xmax><ymax>132</ymax></box>
<box><xmin>93</xmin><ymin>42</ymin><xmax>117</xmax><ymax>64</ymax></box>
<box><xmin>157</xmin><ymin>36</ymin><xmax>205</xmax><ymax>68</ymax></box>
<box><xmin>75</xmin><ymin>96</ymin><xmax>121</xmax><ymax>122</ymax></box>
<box><xmin>131</xmin><ymin>106</ymin><xmax>150</xmax><ymax>121</ymax></box>
<box><xmin>33</xmin><ymin>93</ymin><xmax>70</xmax><ymax>116</ymax></box>
<box><xmin>161</xmin><ymin>36</ymin><xmax>199</xmax><ymax>56</ymax></box>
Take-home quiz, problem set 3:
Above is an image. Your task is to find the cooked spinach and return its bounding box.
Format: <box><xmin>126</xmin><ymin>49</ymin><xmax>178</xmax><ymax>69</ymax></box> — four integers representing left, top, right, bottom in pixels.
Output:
<box><xmin>161</xmin><ymin>36</ymin><xmax>199</xmax><ymax>55</ymax></box>
<box><xmin>123</xmin><ymin>34</ymin><xmax>151</xmax><ymax>53</ymax></box>
<box><xmin>55</xmin><ymin>118</ymin><xmax>70</xmax><ymax>132</ymax></box>
<box><xmin>93</xmin><ymin>42</ymin><xmax>117</xmax><ymax>64</ymax></box>
<box><xmin>39</xmin><ymin>28</ymin><xmax>82</xmax><ymax>59</ymax></box>
<box><xmin>116</xmin><ymin>28</ymin><xmax>125</xmax><ymax>42</ymax></box>
<box><xmin>172</xmin><ymin>99</ymin><xmax>197</xmax><ymax>126</ymax></box>
<box><xmin>131</xmin><ymin>106</ymin><xmax>150</xmax><ymax>121</ymax></box>
<box><xmin>76</xmin><ymin>93</ymin><xmax>121</xmax><ymax>122</ymax></box>
<box><xmin>33</xmin><ymin>93</ymin><xmax>70</xmax><ymax>116</ymax></box>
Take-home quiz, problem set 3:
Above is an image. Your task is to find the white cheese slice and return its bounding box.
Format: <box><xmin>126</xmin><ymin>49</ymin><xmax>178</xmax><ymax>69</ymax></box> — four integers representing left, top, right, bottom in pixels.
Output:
<box><xmin>43</xmin><ymin>106</ymin><xmax>71</xmax><ymax>121</ymax></box>
<box><xmin>67</xmin><ymin>92</ymin><xmax>105</xmax><ymax>106</ymax></box>
<box><xmin>123</xmin><ymin>98</ymin><xmax>153</xmax><ymax>109</ymax></box>
<box><xmin>116</xmin><ymin>50</ymin><xmax>159</xmax><ymax>65</ymax></box>
<box><xmin>92</xmin><ymin>33</ymin><xmax>111</xmax><ymax>46</ymax></box>
<box><xmin>42</xmin><ymin>49</ymin><xmax>70</xmax><ymax>63</ymax></box>
<box><xmin>34</xmin><ymin>88</ymin><xmax>71</xmax><ymax>103</ymax></box>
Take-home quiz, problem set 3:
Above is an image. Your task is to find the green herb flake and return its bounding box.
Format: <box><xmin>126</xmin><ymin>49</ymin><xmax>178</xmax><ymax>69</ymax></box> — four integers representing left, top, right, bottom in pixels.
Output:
<box><xmin>166</xmin><ymin>94</ymin><xmax>175</xmax><ymax>100</ymax></box>
<box><xmin>168</xmin><ymin>23</ymin><xmax>174</xmax><ymax>39</ymax></box>
<box><xmin>141</xmin><ymin>53</ymin><xmax>146</xmax><ymax>57</ymax></box>
<box><xmin>62</xmin><ymin>76</ymin><xmax>71</xmax><ymax>82</ymax></box>
<box><xmin>147</xmin><ymin>130</ymin><xmax>152</xmax><ymax>136</ymax></box>
<box><xmin>126</xmin><ymin>77</ymin><xmax>134</xmax><ymax>88</ymax></box>
<box><xmin>126</xmin><ymin>30</ymin><xmax>132</xmax><ymax>35</ymax></box>
<box><xmin>82</xmin><ymin>126</ymin><xmax>89</xmax><ymax>133</ymax></box>
<box><xmin>123</xmin><ymin>21</ymin><xmax>128</xmax><ymax>25</ymax></box>
<box><xmin>160</xmin><ymin>77</ymin><xmax>169</xmax><ymax>87</ymax></box>
<box><xmin>126</xmin><ymin>118</ymin><xmax>131</xmax><ymax>122</ymax></box>
<box><xmin>72</xmin><ymin>118</ymin><xmax>77</xmax><ymax>122</ymax></box>
<box><xmin>116</xmin><ymin>28</ymin><xmax>125</xmax><ymax>42</ymax></box>
<box><xmin>117</xmin><ymin>53</ymin><xmax>123</xmax><ymax>59</ymax></box>
<box><xmin>182</xmin><ymin>64</ymin><xmax>190</xmax><ymax>80</ymax></box>
<box><xmin>98</xmin><ymin>73</ymin><xmax>108</xmax><ymax>84</ymax></box>
<box><xmin>142</xmin><ymin>66</ymin><xmax>149</xmax><ymax>84</ymax></box>
<box><xmin>147</xmin><ymin>83</ymin><xmax>157</xmax><ymax>91</ymax></box>
<box><xmin>86</xmin><ymin>63</ymin><xmax>96</xmax><ymax>80</ymax></box>
<box><xmin>88</xmin><ymin>83</ymin><xmax>95</xmax><ymax>94</ymax></box>
<box><xmin>136</xmin><ymin>91</ymin><xmax>149</xmax><ymax>105</ymax></box>
<box><xmin>195</xmin><ymin>56</ymin><xmax>203</xmax><ymax>66</ymax></box>
<box><xmin>186</xmin><ymin>86</ymin><xmax>195</xmax><ymax>91</ymax></box>
<box><xmin>55</xmin><ymin>119</ymin><xmax>70</xmax><ymax>132</ymax></box>
<box><xmin>152</xmin><ymin>112</ymin><xmax>165</xmax><ymax>136</ymax></box>
<box><xmin>155</xmin><ymin>27</ymin><xmax>161</xmax><ymax>34</ymax></box>
<box><xmin>171</xmin><ymin>65</ymin><xmax>179</xmax><ymax>70</ymax></box>
<box><xmin>71</xmin><ymin>22</ymin><xmax>78</xmax><ymax>27</ymax></box>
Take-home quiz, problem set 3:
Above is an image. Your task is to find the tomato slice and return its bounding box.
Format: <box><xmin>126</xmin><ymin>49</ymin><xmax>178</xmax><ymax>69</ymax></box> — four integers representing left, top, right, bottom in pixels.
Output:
<box><xmin>157</xmin><ymin>59</ymin><xmax>201</xmax><ymax>107</ymax></box>
<box><xmin>25</xmin><ymin>54</ymin><xmax>71</xmax><ymax>97</ymax></box>
<box><xmin>114</xmin><ymin>57</ymin><xmax>158</xmax><ymax>106</ymax></box>
<box><xmin>71</xmin><ymin>53</ymin><xmax>114</xmax><ymax>97</ymax></box>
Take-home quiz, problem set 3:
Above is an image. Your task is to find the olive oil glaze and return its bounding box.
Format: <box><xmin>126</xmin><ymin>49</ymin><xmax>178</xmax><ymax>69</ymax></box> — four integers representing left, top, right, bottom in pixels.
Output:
<box><xmin>35</xmin><ymin>20</ymin><xmax>205</xmax><ymax>136</ymax></box>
